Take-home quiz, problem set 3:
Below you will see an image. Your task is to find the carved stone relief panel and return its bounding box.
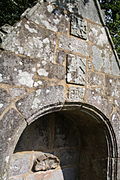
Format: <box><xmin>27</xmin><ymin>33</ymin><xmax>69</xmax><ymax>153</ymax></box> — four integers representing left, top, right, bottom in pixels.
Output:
<box><xmin>66</xmin><ymin>54</ymin><xmax>86</xmax><ymax>85</ymax></box>
<box><xmin>70</xmin><ymin>15</ymin><xmax>87</xmax><ymax>40</ymax></box>
<box><xmin>67</xmin><ymin>86</ymin><xmax>85</xmax><ymax>101</ymax></box>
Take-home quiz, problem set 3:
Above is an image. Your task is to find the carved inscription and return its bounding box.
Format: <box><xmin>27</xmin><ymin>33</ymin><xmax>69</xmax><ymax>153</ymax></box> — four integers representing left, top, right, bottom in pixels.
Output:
<box><xmin>68</xmin><ymin>87</ymin><xmax>85</xmax><ymax>101</ymax></box>
<box><xmin>70</xmin><ymin>15</ymin><xmax>87</xmax><ymax>40</ymax></box>
<box><xmin>66</xmin><ymin>54</ymin><xmax>86</xmax><ymax>85</ymax></box>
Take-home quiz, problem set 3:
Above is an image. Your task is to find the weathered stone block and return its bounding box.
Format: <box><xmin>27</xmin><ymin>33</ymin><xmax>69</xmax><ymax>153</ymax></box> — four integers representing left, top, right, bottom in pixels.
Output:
<box><xmin>92</xmin><ymin>46</ymin><xmax>104</xmax><ymax>71</ymax></box>
<box><xmin>2</xmin><ymin>19</ymin><xmax>56</xmax><ymax>61</ymax></box>
<box><xmin>105</xmin><ymin>76</ymin><xmax>120</xmax><ymax>98</ymax></box>
<box><xmin>16</xmin><ymin>85</ymin><xmax>64</xmax><ymax>120</ymax></box>
<box><xmin>88</xmin><ymin>23</ymin><xmax>109</xmax><ymax>47</ymax></box>
<box><xmin>26</xmin><ymin>3</ymin><xmax>69</xmax><ymax>33</ymax></box>
<box><xmin>45</xmin><ymin>63</ymin><xmax>65</xmax><ymax>80</ymax></box>
<box><xmin>70</xmin><ymin>15</ymin><xmax>87</xmax><ymax>40</ymax></box>
<box><xmin>111</xmin><ymin>54</ymin><xmax>120</xmax><ymax>76</ymax></box>
<box><xmin>66</xmin><ymin>54</ymin><xmax>86</xmax><ymax>85</ymax></box>
<box><xmin>87</xmin><ymin>71</ymin><xmax>105</xmax><ymax>86</ymax></box>
<box><xmin>9</xmin><ymin>88</ymin><xmax>27</xmax><ymax>98</ymax></box>
<box><xmin>0</xmin><ymin>88</ymin><xmax>11</xmax><ymax>115</ymax></box>
<box><xmin>86</xmin><ymin>88</ymin><xmax>104</xmax><ymax>112</ymax></box>
<box><xmin>9</xmin><ymin>175</ymin><xmax>24</xmax><ymax>180</ymax></box>
<box><xmin>59</xmin><ymin>34</ymin><xmax>88</xmax><ymax>56</ymax></box>
<box><xmin>25</xmin><ymin>169</ymin><xmax>64</xmax><ymax>180</ymax></box>
<box><xmin>9</xmin><ymin>152</ymin><xmax>33</xmax><ymax>177</ymax></box>
<box><xmin>110</xmin><ymin>111</ymin><xmax>120</xmax><ymax>157</ymax></box>
<box><xmin>67</xmin><ymin>86</ymin><xmax>85</xmax><ymax>102</ymax></box>
<box><xmin>0</xmin><ymin>51</ymin><xmax>35</xmax><ymax>87</ymax></box>
<box><xmin>56</xmin><ymin>50</ymin><xmax>66</xmax><ymax>65</ymax></box>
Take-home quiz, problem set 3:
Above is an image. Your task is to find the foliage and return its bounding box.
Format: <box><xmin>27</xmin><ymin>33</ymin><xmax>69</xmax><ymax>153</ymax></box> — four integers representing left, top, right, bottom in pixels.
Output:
<box><xmin>98</xmin><ymin>0</ymin><xmax>120</xmax><ymax>57</ymax></box>
<box><xmin>0</xmin><ymin>0</ymin><xmax>37</xmax><ymax>27</ymax></box>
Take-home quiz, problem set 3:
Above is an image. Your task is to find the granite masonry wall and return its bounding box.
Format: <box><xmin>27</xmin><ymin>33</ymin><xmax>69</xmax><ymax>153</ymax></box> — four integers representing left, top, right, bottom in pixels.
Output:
<box><xmin>0</xmin><ymin>0</ymin><xmax>119</xmax><ymax>180</ymax></box>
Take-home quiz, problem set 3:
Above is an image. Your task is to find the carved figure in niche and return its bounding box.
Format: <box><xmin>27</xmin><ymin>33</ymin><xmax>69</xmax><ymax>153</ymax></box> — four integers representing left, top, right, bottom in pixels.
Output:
<box><xmin>32</xmin><ymin>152</ymin><xmax>60</xmax><ymax>172</ymax></box>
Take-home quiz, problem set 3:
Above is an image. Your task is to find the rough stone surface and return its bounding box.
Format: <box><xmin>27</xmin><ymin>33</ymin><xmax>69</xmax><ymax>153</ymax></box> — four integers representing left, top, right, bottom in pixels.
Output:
<box><xmin>9</xmin><ymin>151</ymin><xmax>60</xmax><ymax>179</ymax></box>
<box><xmin>110</xmin><ymin>111</ymin><xmax>120</xmax><ymax>157</ymax></box>
<box><xmin>105</xmin><ymin>76</ymin><xmax>120</xmax><ymax>98</ymax></box>
<box><xmin>25</xmin><ymin>169</ymin><xmax>64</xmax><ymax>180</ymax></box>
<box><xmin>86</xmin><ymin>88</ymin><xmax>112</xmax><ymax>117</ymax></box>
<box><xmin>92</xmin><ymin>46</ymin><xmax>104</xmax><ymax>71</ymax></box>
<box><xmin>16</xmin><ymin>85</ymin><xmax>64</xmax><ymax>119</ymax></box>
<box><xmin>59</xmin><ymin>34</ymin><xmax>88</xmax><ymax>56</ymax></box>
<box><xmin>111</xmin><ymin>54</ymin><xmax>120</xmax><ymax>76</ymax></box>
<box><xmin>0</xmin><ymin>109</ymin><xmax>26</xmax><ymax>180</ymax></box>
<box><xmin>0</xmin><ymin>0</ymin><xmax>120</xmax><ymax>179</ymax></box>
<box><xmin>56</xmin><ymin>50</ymin><xmax>66</xmax><ymax>65</ymax></box>
<box><xmin>88</xmin><ymin>23</ymin><xmax>109</xmax><ymax>47</ymax></box>
<box><xmin>9</xmin><ymin>153</ymin><xmax>33</xmax><ymax>176</ymax></box>
<box><xmin>26</xmin><ymin>2</ymin><xmax>69</xmax><ymax>33</ymax></box>
<box><xmin>0</xmin><ymin>88</ymin><xmax>11</xmax><ymax>115</ymax></box>
<box><xmin>118</xmin><ymin>158</ymin><xmax>120</xmax><ymax>179</ymax></box>
<box><xmin>0</xmin><ymin>51</ymin><xmax>36</xmax><ymax>87</ymax></box>
<box><xmin>1</xmin><ymin>19</ymin><xmax>56</xmax><ymax>61</ymax></box>
<box><xmin>86</xmin><ymin>87</ymin><xmax>114</xmax><ymax>118</ymax></box>
<box><xmin>87</xmin><ymin>71</ymin><xmax>105</xmax><ymax>86</ymax></box>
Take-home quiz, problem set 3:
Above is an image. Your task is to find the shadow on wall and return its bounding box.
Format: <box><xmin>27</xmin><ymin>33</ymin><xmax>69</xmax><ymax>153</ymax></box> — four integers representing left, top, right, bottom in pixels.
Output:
<box><xmin>9</xmin><ymin>111</ymin><xmax>108</xmax><ymax>180</ymax></box>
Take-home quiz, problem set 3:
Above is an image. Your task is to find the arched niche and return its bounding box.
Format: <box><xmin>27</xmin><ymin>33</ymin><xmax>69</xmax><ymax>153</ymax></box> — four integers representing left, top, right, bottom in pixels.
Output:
<box><xmin>9</xmin><ymin>103</ymin><xmax>118</xmax><ymax>180</ymax></box>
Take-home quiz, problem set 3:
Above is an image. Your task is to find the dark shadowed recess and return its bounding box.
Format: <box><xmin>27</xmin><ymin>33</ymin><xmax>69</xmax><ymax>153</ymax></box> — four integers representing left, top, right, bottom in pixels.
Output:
<box><xmin>15</xmin><ymin>110</ymin><xmax>108</xmax><ymax>180</ymax></box>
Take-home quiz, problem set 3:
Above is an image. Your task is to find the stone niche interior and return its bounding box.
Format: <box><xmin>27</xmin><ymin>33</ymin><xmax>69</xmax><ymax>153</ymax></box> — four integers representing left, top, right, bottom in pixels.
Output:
<box><xmin>10</xmin><ymin>110</ymin><xmax>108</xmax><ymax>180</ymax></box>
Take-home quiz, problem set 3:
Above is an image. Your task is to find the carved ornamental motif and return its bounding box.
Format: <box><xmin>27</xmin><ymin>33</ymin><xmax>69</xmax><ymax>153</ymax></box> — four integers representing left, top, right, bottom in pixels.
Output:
<box><xmin>70</xmin><ymin>15</ymin><xmax>87</xmax><ymax>40</ymax></box>
<box><xmin>66</xmin><ymin>54</ymin><xmax>86</xmax><ymax>85</ymax></box>
<box><xmin>68</xmin><ymin>87</ymin><xmax>85</xmax><ymax>101</ymax></box>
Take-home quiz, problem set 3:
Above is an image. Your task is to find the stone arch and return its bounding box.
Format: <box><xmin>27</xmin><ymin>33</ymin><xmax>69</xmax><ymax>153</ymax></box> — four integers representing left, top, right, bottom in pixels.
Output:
<box><xmin>9</xmin><ymin>102</ymin><xmax>118</xmax><ymax>180</ymax></box>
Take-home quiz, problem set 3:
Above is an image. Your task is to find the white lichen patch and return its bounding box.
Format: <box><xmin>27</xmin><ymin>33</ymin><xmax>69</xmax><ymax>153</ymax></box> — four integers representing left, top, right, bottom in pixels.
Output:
<box><xmin>31</xmin><ymin>97</ymin><xmax>41</xmax><ymax>109</ymax></box>
<box><xmin>46</xmin><ymin>89</ymin><xmax>50</xmax><ymax>94</ymax></box>
<box><xmin>17</xmin><ymin>71</ymin><xmax>34</xmax><ymax>87</ymax></box>
<box><xmin>42</xmin><ymin>60</ymin><xmax>47</xmax><ymax>65</ymax></box>
<box><xmin>36</xmin><ymin>89</ymin><xmax>41</xmax><ymax>96</ymax></box>
<box><xmin>25</xmin><ymin>24</ymin><xmax>38</xmax><ymax>33</ymax></box>
<box><xmin>47</xmin><ymin>4</ymin><xmax>53</xmax><ymax>13</ymax></box>
<box><xmin>19</xmin><ymin>61</ymin><xmax>23</xmax><ymax>65</ymax></box>
<box><xmin>5</xmin><ymin>156</ymin><xmax>9</xmax><ymax>163</ymax></box>
<box><xmin>37</xmin><ymin>68</ymin><xmax>48</xmax><ymax>76</ymax></box>
<box><xmin>0</xmin><ymin>103</ymin><xmax>3</xmax><ymax>109</ymax></box>
<box><xmin>34</xmin><ymin>80</ymin><xmax>43</xmax><ymax>87</ymax></box>
<box><xmin>0</xmin><ymin>74</ymin><xmax>3</xmax><ymax>82</ymax></box>
<box><xmin>37</xmin><ymin>63</ymin><xmax>41</xmax><ymax>68</ymax></box>
<box><xmin>32</xmin><ymin>67</ymin><xmax>36</xmax><ymax>72</ymax></box>
<box><xmin>67</xmin><ymin>73</ymin><xmax>72</xmax><ymax>82</ymax></box>
<box><xmin>53</xmin><ymin>18</ymin><xmax>60</xmax><ymax>25</ymax></box>
<box><xmin>43</xmin><ymin>38</ymin><xmax>50</xmax><ymax>44</ymax></box>
<box><xmin>109</xmin><ymin>79</ymin><xmax>112</xmax><ymax>83</ymax></box>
